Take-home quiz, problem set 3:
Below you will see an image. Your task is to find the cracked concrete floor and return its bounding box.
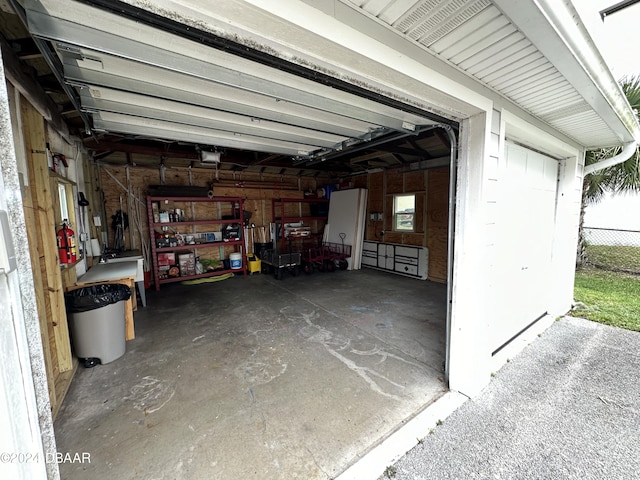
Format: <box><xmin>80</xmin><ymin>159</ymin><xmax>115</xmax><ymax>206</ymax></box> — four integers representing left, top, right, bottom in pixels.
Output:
<box><xmin>54</xmin><ymin>268</ymin><xmax>447</xmax><ymax>479</ymax></box>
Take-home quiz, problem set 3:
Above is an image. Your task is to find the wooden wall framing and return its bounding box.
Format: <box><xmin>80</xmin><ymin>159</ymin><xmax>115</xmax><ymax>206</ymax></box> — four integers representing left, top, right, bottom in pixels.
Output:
<box><xmin>20</xmin><ymin>98</ymin><xmax>76</xmax><ymax>419</ymax></box>
<box><xmin>97</xmin><ymin>162</ymin><xmax>450</xmax><ymax>284</ymax></box>
<box><xmin>360</xmin><ymin>167</ymin><xmax>450</xmax><ymax>282</ymax></box>
<box><xmin>98</xmin><ymin>165</ymin><xmax>324</xmax><ymax>257</ymax></box>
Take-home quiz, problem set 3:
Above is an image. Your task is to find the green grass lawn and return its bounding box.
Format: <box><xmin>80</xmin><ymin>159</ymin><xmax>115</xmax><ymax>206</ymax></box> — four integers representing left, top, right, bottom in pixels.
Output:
<box><xmin>572</xmin><ymin>267</ymin><xmax>640</xmax><ymax>331</ymax></box>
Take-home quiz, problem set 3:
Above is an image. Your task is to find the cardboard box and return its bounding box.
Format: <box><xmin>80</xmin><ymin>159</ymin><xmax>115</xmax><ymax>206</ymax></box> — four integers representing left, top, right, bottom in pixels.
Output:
<box><xmin>158</xmin><ymin>265</ymin><xmax>170</xmax><ymax>279</ymax></box>
<box><xmin>157</xmin><ymin>252</ymin><xmax>176</xmax><ymax>266</ymax></box>
<box><xmin>178</xmin><ymin>253</ymin><xmax>196</xmax><ymax>276</ymax></box>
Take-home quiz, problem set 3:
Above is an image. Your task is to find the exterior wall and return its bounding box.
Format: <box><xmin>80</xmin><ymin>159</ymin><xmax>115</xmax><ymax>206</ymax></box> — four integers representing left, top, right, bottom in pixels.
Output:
<box><xmin>448</xmin><ymin>108</ymin><xmax>584</xmax><ymax>397</ymax></box>
<box><xmin>447</xmin><ymin>112</ymin><xmax>492</xmax><ymax>396</ymax></box>
<box><xmin>549</xmin><ymin>149</ymin><xmax>583</xmax><ymax>317</ymax></box>
<box><xmin>0</xmin><ymin>62</ymin><xmax>59</xmax><ymax>480</ymax></box>
<box><xmin>200</xmin><ymin>2</ymin><xmax>587</xmax><ymax>394</ymax></box>
<box><xmin>585</xmin><ymin>191</ymin><xmax>640</xmax><ymax>231</ymax></box>
<box><xmin>487</xmin><ymin>110</ymin><xmax>583</xmax><ymax>373</ymax></box>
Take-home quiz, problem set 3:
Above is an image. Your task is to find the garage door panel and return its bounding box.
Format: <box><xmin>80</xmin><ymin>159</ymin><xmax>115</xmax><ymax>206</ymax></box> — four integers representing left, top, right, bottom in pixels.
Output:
<box><xmin>66</xmin><ymin>60</ymin><xmax>377</xmax><ymax>140</ymax></box>
<box><xmin>29</xmin><ymin>0</ymin><xmax>440</xmax><ymax>156</ymax></box>
<box><xmin>81</xmin><ymin>89</ymin><xmax>346</xmax><ymax>148</ymax></box>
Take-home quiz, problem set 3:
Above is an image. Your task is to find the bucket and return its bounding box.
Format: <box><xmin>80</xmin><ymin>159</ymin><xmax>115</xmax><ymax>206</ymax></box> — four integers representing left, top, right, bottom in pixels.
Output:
<box><xmin>247</xmin><ymin>255</ymin><xmax>261</xmax><ymax>274</ymax></box>
<box><xmin>229</xmin><ymin>252</ymin><xmax>242</xmax><ymax>270</ymax></box>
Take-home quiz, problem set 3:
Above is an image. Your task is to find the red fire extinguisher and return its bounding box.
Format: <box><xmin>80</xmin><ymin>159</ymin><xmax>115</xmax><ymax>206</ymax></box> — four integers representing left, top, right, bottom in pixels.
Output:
<box><xmin>57</xmin><ymin>220</ymin><xmax>77</xmax><ymax>264</ymax></box>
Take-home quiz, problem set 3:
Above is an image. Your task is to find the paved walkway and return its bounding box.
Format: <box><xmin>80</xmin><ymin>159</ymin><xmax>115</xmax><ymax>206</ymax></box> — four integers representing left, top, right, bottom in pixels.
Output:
<box><xmin>383</xmin><ymin>316</ymin><xmax>640</xmax><ymax>480</ymax></box>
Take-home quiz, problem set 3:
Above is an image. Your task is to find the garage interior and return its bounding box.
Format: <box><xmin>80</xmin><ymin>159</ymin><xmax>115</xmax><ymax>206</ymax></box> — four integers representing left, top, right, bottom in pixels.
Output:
<box><xmin>55</xmin><ymin>269</ymin><xmax>448</xmax><ymax>479</ymax></box>
<box><xmin>2</xmin><ymin>0</ymin><xmax>458</xmax><ymax>478</ymax></box>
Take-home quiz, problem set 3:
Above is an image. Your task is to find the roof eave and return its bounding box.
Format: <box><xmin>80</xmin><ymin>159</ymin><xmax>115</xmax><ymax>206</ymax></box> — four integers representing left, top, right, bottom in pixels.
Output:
<box><xmin>493</xmin><ymin>0</ymin><xmax>640</xmax><ymax>148</ymax></box>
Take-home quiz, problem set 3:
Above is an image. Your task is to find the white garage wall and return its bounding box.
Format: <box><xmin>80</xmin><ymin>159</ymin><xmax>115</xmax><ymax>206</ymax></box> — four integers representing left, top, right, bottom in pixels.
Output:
<box><xmin>488</xmin><ymin>111</ymin><xmax>583</xmax><ymax>371</ymax></box>
<box><xmin>449</xmin><ymin>108</ymin><xmax>583</xmax><ymax>398</ymax></box>
<box><xmin>447</xmin><ymin>111</ymin><xmax>494</xmax><ymax>397</ymax></box>
<box><xmin>549</xmin><ymin>152</ymin><xmax>583</xmax><ymax>316</ymax></box>
<box><xmin>0</xmin><ymin>64</ymin><xmax>58</xmax><ymax>480</ymax></box>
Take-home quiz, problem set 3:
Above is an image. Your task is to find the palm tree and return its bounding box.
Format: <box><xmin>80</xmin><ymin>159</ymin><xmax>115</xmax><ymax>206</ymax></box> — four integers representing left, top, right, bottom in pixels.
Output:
<box><xmin>577</xmin><ymin>75</ymin><xmax>640</xmax><ymax>266</ymax></box>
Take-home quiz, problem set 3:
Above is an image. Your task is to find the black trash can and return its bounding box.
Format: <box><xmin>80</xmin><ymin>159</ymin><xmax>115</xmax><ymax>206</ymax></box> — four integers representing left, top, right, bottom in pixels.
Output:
<box><xmin>65</xmin><ymin>284</ymin><xmax>131</xmax><ymax>368</ymax></box>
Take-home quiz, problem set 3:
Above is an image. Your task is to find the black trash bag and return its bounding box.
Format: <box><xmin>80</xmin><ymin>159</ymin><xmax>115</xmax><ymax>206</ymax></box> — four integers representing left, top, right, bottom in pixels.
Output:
<box><xmin>65</xmin><ymin>284</ymin><xmax>131</xmax><ymax>313</ymax></box>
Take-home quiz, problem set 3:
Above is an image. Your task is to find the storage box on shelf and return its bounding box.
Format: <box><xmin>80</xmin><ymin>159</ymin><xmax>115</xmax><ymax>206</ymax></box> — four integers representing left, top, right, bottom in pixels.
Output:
<box><xmin>147</xmin><ymin>196</ymin><xmax>247</xmax><ymax>290</ymax></box>
<box><xmin>272</xmin><ymin>197</ymin><xmax>329</xmax><ymax>250</ymax></box>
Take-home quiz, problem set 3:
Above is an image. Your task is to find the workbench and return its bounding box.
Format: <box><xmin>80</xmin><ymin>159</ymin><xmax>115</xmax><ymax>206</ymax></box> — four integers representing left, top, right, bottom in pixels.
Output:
<box><xmin>73</xmin><ymin>261</ymin><xmax>138</xmax><ymax>340</ymax></box>
<box><xmin>103</xmin><ymin>251</ymin><xmax>146</xmax><ymax>307</ymax></box>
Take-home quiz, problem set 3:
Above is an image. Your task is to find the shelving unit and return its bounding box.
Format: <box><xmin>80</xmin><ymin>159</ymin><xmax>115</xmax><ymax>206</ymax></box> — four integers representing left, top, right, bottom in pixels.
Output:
<box><xmin>272</xmin><ymin>197</ymin><xmax>329</xmax><ymax>250</ymax></box>
<box><xmin>147</xmin><ymin>196</ymin><xmax>246</xmax><ymax>290</ymax></box>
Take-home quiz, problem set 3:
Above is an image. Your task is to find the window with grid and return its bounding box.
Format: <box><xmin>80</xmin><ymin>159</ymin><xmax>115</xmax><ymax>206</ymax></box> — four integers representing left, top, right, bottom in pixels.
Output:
<box><xmin>393</xmin><ymin>194</ymin><xmax>415</xmax><ymax>232</ymax></box>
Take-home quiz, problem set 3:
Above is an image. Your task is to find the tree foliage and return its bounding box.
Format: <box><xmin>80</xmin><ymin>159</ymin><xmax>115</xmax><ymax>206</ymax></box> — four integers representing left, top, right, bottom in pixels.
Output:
<box><xmin>584</xmin><ymin>75</ymin><xmax>640</xmax><ymax>205</ymax></box>
<box><xmin>578</xmin><ymin>75</ymin><xmax>640</xmax><ymax>267</ymax></box>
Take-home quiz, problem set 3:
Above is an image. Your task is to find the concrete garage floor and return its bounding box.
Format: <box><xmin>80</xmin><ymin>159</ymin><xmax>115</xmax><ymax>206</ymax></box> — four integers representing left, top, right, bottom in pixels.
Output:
<box><xmin>54</xmin><ymin>269</ymin><xmax>447</xmax><ymax>479</ymax></box>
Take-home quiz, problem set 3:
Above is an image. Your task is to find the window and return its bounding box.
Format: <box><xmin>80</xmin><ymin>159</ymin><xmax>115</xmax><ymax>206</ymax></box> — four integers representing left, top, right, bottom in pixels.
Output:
<box><xmin>50</xmin><ymin>174</ymin><xmax>78</xmax><ymax>238</ymax></box>
<box><xmin>393</xmin><ymin>194</ymin><xmax>415</xmax><ymax>232</ymax></box>
<box><xmin>58</xmin><ymin>183</ymin><xmax>70</xmax><ymax>223</ymax></box>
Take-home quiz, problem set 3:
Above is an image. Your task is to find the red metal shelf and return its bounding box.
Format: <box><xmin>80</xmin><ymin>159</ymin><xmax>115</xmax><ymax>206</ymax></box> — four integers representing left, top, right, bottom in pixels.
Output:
<box><xmin>148</xmin><ymin>195</ymin><xmax>247</xmax><ymax>290</ymax></box>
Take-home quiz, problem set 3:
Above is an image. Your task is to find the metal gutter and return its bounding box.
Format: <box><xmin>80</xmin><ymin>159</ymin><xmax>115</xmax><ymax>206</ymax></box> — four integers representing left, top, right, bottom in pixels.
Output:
<box><xmin>600</xmin><ymin>0</ymin><xmax>640</xmax><ymax>19</ymax></box>
<box><xmin>584</xmin><ymin>141</ymin><xmax>638</xmax><ymax>175</ymax></box>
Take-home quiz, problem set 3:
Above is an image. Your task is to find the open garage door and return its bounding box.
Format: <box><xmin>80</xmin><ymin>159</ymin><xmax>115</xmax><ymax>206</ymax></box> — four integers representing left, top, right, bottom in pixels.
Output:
<box><xmin>23</xmin><ymin>0</ymin><xmax>449</xmax><ymax>166</ymax></box>
<box><xmin>493</xmin><ymin>142</ymin><xmax>559</xmax><ymax>355</ymax></box>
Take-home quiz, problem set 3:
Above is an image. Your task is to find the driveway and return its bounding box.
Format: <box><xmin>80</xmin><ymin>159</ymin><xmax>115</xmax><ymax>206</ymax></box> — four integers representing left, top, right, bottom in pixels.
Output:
<box><xmin>381</xmin><ymin>316</ymin><xmax>640</xmax><ymax>480</ymax></box>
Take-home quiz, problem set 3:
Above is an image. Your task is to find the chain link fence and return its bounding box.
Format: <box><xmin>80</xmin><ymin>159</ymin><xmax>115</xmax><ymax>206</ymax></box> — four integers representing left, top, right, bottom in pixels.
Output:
<box><xmin>583</xmin><ymin>227</ymin><xmax>640</xmax><ymax>275</ymax></box>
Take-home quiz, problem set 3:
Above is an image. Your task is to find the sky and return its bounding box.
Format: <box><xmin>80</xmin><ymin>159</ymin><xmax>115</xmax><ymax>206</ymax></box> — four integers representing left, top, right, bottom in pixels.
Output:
<box><xmin>574</xmin><ymin>0</ymin><xmax>640</xmax><ymax>80</ymax></box>
<box><xmin>575</xmin><ymin>2</ymin><xmax>640</xmax><ymax>229</ymax></box>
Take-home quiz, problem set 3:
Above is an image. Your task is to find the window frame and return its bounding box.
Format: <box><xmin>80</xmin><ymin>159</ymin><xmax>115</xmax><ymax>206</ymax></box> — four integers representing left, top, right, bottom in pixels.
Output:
<box><xmin>392</xmin><ymin>193</ymin><xmax>416</xmax><ymax>233</ymax></box>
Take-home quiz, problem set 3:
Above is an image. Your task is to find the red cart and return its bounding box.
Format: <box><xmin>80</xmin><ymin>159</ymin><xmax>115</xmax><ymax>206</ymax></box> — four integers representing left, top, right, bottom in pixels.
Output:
<box><xmin>301</xmin><ymin>235</ymin><xmax>351</xmax><ymax>273</ymax></box>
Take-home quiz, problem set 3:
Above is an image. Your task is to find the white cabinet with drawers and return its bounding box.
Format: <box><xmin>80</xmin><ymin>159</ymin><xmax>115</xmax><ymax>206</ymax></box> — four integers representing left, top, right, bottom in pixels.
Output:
<box><xmin>361</xmin><ymin>241</ymin><xmax>428</xmax><ymax>280</ymax></box>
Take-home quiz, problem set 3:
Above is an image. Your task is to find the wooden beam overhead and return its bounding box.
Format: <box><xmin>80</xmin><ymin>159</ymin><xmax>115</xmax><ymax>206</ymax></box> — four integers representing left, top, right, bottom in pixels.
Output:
<box><xmin>434</xmin><ymin>129</ymin><xmax>452</xmax><ymax>148</ymax></box>
<box><xmin>83</xmin><ymin>140</ymin><xmax>199</xmax><ymax>160</ymax></box>
<box><xmin>0</xmin><ymin>34</ymin><xmax>70</xmax><ymax>140</ymax></box>
<box><xmin>8</xmin><ymin>36</ymin><xmax>41</xmax><ymax>60</ymax></box>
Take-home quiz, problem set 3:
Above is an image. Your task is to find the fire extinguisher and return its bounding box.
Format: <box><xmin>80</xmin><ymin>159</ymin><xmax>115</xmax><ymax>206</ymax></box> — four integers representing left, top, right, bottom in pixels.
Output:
<box><xmin>57</xmin><ymin>220</ymin><xmax>77</xmax><ymax>264</ymax></box>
